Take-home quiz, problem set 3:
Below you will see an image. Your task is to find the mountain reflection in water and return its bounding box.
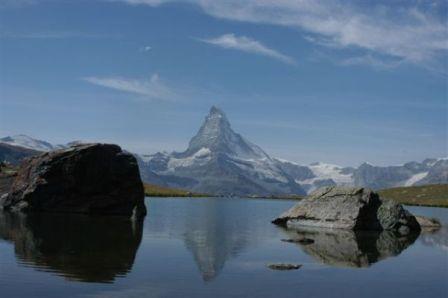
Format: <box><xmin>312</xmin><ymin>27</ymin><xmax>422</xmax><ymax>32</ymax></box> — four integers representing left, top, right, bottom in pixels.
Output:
<box><xmin>145</xmin><ymin>198</ymin><xmax>271</xmax><ymax>281</ymax></box>
<box><xmin>281</xmin><ymin>227</ymin><xmax>419</xmax><ymax>268</ymax></box>
<box><xmin>0</xmin><ymin>211</ymin><xmax>143</xmax><ymax>283</ymax></box>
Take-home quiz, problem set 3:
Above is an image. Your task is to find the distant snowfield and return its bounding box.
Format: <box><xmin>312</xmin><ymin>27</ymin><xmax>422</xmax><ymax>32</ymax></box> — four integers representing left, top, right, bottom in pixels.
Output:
<box><xmin>404</xmin><ymin>172</ymin><xmax>428</xmax><ymax>186</ymax></box>
<box><xmin>309</xmin><ymin>163</ymin><xmax>353</xmax><ymax>184</ymax></box>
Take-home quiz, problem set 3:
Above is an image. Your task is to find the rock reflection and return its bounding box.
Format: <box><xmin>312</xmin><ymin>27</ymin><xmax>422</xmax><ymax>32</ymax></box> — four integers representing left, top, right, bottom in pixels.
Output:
<box><xmin>0</xmin><ymin>211</ymin><xmax>143</xmax><ymax>283</ymax></box>
<box><xmin>281</xmin><ymin>227</ymin><xmax>419</xmax><ymax>268</ymax></box>
<box><xmin>420</xmin><ymin>226</ymin><xmax>448</xmax><ymax>251</ymax></box>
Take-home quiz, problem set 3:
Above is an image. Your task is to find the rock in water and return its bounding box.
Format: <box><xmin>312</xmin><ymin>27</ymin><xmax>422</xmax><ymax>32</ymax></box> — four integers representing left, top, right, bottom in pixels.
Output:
<box><xmin>0</xmin><ymin>143</ymin><xmax>146</xmax><ymax>218</ymax></box>
<box><xmin>267</xmin><ymin>263</ymin><xmax>302</xmax><ymax>270</ymax></box>
<box><xmin>272</xmin><ymin>186</ymin><xmax>420</xmax><ymax>234</ymax></box>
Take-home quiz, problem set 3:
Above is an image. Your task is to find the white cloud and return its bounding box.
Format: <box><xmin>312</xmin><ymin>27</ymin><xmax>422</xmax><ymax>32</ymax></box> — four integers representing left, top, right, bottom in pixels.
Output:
<box><xmin>198</xmin><ymin>33</ymin><xmax>295</xmax><ymax>64</ymax></box>
<box><xmin>339</xmin><ymin>54</ymin><xmax>403</xmax><ymax>70</ymax></box>
<box><xmin>83</xmin><ymin>74</ymin><xmax>178</xmax><ymax>101</ymax></box>
<box><xmin>111</xmin><ymin>0</ymin><xmax>448</xmax><ymax>70</ymax></box>
<box><xmin>140</xmin><ymin>45</ymin><xmax>152</xmax><ymax>52</ymax></box>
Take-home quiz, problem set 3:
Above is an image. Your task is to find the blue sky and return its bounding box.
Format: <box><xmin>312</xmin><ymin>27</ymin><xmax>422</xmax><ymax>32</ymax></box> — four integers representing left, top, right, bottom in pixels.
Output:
<box><xmin>0</xmin><ymin>0</ymin><xmax>446</xmax><ymax>166</ymax></box>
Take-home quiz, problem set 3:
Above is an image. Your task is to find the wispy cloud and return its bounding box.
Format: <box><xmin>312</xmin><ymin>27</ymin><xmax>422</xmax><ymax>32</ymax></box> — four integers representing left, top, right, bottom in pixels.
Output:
<box><xmin>83</xmin><ymin>74</ymin><xmax>178</xmax><ymax>101</ymax></box>
<box><xmin>198</xmin><ymin>33</ymin><xmax>295</xmax><ymax>65</ymax></box>
<box><xmin>339</xmin><ymin>54</ymin><xmax>403</xmax><ymax>70</ymax></box>
<box><xmin>139</xmin><ymin>45</ymin><xmax>152</xmax><ymax>52</ymax></box>
<box><xmin>111</xmin><ymin>0</ymin><xmax>448</xmax><ymax>71</ymax></box>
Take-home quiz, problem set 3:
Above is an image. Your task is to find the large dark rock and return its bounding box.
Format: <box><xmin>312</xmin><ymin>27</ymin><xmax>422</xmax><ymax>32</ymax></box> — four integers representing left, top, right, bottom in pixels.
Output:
<box><xmin>0</xmin><ymin>143</ymin><xmax>146</xmax><ymax>218</ymax></box>
<box><xmin>273</xmin><ymin>186</ymin><xmax>420</xmax><ymax>234</ymax></box>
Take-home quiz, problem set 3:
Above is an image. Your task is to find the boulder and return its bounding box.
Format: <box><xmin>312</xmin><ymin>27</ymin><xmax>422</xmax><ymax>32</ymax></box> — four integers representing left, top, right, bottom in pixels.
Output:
<box><xmin>272</xmin><ymin>186</ymin><xmax>420</xmax><ymax>234</ymax></box>
<box><xmin>0</xmin><ymin>143</ymin><xmax>146</xmax><ymax>218</ymax></box>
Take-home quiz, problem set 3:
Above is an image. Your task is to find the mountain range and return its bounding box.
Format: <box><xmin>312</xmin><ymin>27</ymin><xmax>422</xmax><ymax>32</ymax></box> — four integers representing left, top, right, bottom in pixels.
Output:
<box><xmin>1</xmin><ymin>107</ymin><xmax>447</xmax><ymax>196</ymax></box>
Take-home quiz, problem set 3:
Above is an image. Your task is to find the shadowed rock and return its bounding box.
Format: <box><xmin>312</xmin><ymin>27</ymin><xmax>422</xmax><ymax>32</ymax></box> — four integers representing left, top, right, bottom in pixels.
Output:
<box><xmin>273</xmin><ymin>186</ymin><xmax>420</xmax><ymax>234</ymax></box>
<box><xmin>0</xmin><ymin>143</ymin><xmax>146</xmax><ymax>218</ymax></box>
<box><xmin>0</xmin><ymin>211</ymin><xmax>144</xmax><ymax>282</ymax></box>
<box><xmin>281</xmin><ymin>226</ymin><xmax>418</xmax><ymax>268</ymax></box>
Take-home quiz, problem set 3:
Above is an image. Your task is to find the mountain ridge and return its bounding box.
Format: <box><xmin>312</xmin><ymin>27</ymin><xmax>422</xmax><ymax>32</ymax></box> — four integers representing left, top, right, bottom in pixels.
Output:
<box><xmin>1</xmin><ymin>107</ymin><xmax>446</xmax><ymax>195</ymax></box>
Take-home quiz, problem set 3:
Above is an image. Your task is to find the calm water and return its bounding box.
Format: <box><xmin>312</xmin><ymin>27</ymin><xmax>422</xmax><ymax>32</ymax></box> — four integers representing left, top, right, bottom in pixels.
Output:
<box><xmin>0</xmin><ymin>198</ymin><xmax>447</xmax><ymax>298</ymax></box>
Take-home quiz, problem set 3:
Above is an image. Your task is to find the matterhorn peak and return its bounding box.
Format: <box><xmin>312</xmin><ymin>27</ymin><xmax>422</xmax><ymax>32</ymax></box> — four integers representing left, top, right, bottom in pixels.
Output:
<box><xmin>204</xmin><ymin>106</ymin><xmax>230</xmax><ymax>128</ymax></box>
<box><xmin>183</xmin><ymin>106</ymin><xmax>267</xmax><ymax>159</ymax></box>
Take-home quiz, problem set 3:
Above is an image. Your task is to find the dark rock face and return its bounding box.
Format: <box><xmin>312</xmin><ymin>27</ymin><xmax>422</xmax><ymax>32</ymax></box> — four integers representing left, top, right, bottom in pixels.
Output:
<box><xmin>0</xmin><ymin>211</ymin><xmax>143</xmax><ymax>282</ymax></box>
<box><xmin>0</xmin><ymin>143</ymin><xmax>146</xmax><ymax>218</ymax></box>
<box><xmin>273</xmin><ymin>186</ymin><xmax>420</xmax><ymax>234</ymax></box>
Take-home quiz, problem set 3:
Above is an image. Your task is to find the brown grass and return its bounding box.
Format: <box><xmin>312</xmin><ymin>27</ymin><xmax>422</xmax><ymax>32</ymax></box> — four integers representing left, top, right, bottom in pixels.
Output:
<box><xmin>143</xmin><ymin>183</ymin><xmax>209</xmax><ymax>198</ymax></box>
<box><xmin>379</xmin><ymin>184</ymin><xmax>448</xmax><ymax>208</ymax></box>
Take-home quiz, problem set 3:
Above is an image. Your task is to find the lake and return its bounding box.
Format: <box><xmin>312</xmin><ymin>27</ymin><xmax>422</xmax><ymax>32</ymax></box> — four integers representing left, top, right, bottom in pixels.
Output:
<box><xmin>0</xmin><ymin>197</ymin><xmax>447</xmax><ymax>298</ymax></box>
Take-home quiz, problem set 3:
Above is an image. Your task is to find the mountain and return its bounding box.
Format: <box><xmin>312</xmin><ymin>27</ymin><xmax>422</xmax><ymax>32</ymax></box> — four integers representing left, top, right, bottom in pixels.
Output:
<box><xmin>1</xmin><ymin>113</ymin><xmax>447</xmax><ymax>195</ymax></box>
<box><xmin>274</xmin><ymin>158</ymin><xmax>447</xmax><ymax>194</ymax></box>
<box><xmin>0</xmin><ymin>143</ymin><xmax>41</xmax><ymax>165</ymax></box>
<box><xmin>139</xmin><ymin>107</ymin><xmax>446</xmax><ymax>195</ymax></box>
<box><xmin>0</xmin><ymin>135</ymin><xmax>65</xmax><ymax>151</ymax></box>
<box><xmin>139</xmin><ymin>106</ymin><xmax>306</xmax><ymax>196</ymax></box>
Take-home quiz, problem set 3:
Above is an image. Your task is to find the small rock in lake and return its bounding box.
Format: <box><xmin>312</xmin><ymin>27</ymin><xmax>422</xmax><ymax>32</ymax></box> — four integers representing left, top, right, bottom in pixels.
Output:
<box><xmin>268</xmin><ymin>263</ymin><xmax>302</xmax><ymax>270</ymax></box>
<box><xmin>281</xmin><ymin>238</ymin><xmax>315</xmax><ymax>245</ymax></box>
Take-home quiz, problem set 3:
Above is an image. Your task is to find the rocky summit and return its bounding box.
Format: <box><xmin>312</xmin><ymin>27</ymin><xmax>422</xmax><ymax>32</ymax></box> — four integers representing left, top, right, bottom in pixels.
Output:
<box><xmin>139</xmin><ymin>106</ymin><xmax>305</xmax><ymax>196</ymax></box>
<box><xmin>273</xmin><ymin>186</ymin><xmax>420</xmax><ymax>234</ymax></box>
<box><xmin>0</xmin><ymin>143</ymin><xmax>146</xmax><ymax>218</ymax></box>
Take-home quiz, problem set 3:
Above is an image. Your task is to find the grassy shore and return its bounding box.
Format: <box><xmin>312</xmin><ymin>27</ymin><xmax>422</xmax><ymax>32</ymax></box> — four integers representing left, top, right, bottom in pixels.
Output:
<box><xmin>379</xmin><ymin>184</ymin><xmax>448</xmax><ymax>208</ymax></box>
<box><xmin>143</xmin><ymin>183</ymin><xmax>209</xmax><ymax>198</ymax></box>
<box><xmin>144</xmin><ymin>182</ymin><xmax>448</xmax><ymax>208</ymax></box>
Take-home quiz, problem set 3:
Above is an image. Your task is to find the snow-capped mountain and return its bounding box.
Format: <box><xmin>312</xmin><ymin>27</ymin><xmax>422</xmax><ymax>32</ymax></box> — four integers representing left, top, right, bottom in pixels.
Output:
<box><xmin>274</xmin><ymin>160</ymin><xmax>355</xmax><ymax>193</ymax></box>
<box><xmin>1</xmin><ymin>111</ymin><xmax>447</xmax><ymax>195</ymax></box>
<box><xmin>274</xmin><ymin>158</ymin><xmax>447</xmax><ymax>194</ymax></box>
<box><xmin>138</xmin><ymin>107</ymin><xmax>447</xmax><ymax>195</ymax></box>
<box><xmin>138</xmin><ymin>106</ymin><xmax>306</xmax><ymax>196</ymax></box>
<box><xmin>0</xmin><ymin>135</ymin><xmax>65</xmax><ymax>151</ymax></box>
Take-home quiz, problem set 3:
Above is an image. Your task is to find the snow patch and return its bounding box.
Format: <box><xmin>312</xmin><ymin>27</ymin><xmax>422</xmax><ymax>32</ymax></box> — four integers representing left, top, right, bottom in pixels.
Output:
<box><xmin>0</xmin><ymin>134</ymin><xmax>56</xmax><ymax>151</ymax></box>
<box><xmin>404</xmin><ymin>172</ymin><xmax>428</xmax><ymax>186</ymax></box>
<box><xmin>308</xmin><ymin>163</ymin><xmax>353</xmax><ymax>184</ymax></box>
<box><xmin>167</xmin><ymin>147</ymin><xmax>211</xmax><ymax>170</ymax></box>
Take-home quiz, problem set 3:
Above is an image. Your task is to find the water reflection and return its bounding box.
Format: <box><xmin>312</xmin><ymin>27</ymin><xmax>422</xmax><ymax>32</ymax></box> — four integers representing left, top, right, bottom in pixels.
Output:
<box><xmin>146</xmin><ymin>198</ymin><xmax>269</xmax><ymax>281</ymax></box>
<box><xmin>420</xmin><ymin>226</ymin><xmax>448</xmax><ymax>251</ymax></box>
<box><xmin>0</xmin><ymin>211</ymin><xmax>143</xmax><ymax>283</ymax></box>
<box><xmin>281</xmin><ymin>227</ymin><xmax>419</xmax><ymax>268</ymax></box>
<box><xmin>182</xmin><ymin>202</ymin><xmax>251</xmax><ymax>281</ymax></box>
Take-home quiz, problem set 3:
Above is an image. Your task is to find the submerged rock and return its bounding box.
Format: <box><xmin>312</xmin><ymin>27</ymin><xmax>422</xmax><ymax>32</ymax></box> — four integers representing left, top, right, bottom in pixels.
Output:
<box><xmin>0</xmin><ymin>143</ymin><xmax>146</xmax><ymax>218</ymax></box>
<box><xmin>267</xmin><ymin>263</ymin><xmax>302</xmax><ymax>270</ymax></box>
<box><xmin>272</xmin><ymin>186</ymin><xmax>420</xmax><ymax>234</ymax></box>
